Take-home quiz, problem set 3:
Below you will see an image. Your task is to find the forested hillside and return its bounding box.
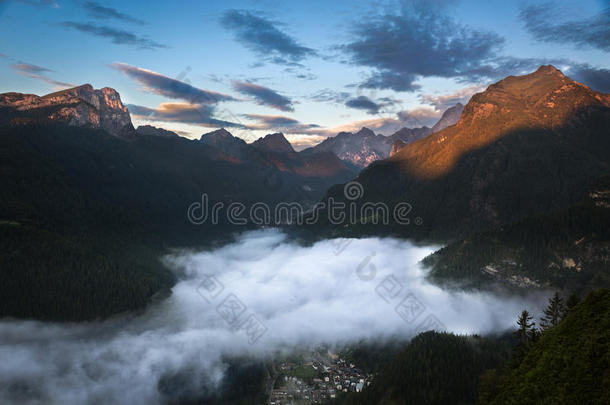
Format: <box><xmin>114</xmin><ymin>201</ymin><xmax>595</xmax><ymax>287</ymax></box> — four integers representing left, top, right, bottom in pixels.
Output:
<box><xmin>482</xmin><ymin>289</ymin><xmax>610</xmax><ymax>404</ymax></box>
<box><xmin>424</xmin><ymin>177</ymin><xmax>610</xmax><ymax>292</ymax></box>
<box><xmin>0</xmin><ymin>123</ymin><xmax>350</xmax><ymax>321</ymax></box>
<box><xmin>333</xmin><ymin>289</ymin><xmax>609</xmax><ymax>405</ymax></box>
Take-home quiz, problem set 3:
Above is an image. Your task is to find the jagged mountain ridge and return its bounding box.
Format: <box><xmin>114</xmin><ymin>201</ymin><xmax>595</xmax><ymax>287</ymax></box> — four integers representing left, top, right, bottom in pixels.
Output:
<box><xmin>136</xmin><ymin>125</ymin><xmax>179</xmax><ymax>138</ymax></box>
<box><xmin>0</xmin><ymin>84</ymin><xmax>134</xmax><ymax>138</ymax></box>
<box><xmin>200</xmin><ymin>129</ymin><xmax>356</xmax><ymax>179</ymax></box>
<box><xmin>252</xmin><ymin>132</ymin><xmax>295</xmax><ymax>153</ymax></box>
<box><xmin>0</xmin><ymin>84</ymin><xmax>463</xmax><ymax>171</ymax></box>
<box><xmin>302</xmin><ymin>127</ymin><xmax>391</xmax><ymax>168</ymax></box>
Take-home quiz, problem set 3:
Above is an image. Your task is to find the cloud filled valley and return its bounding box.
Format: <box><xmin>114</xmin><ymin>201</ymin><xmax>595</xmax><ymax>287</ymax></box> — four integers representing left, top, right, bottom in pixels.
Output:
<box><xmin>0</xmin><ymin>230</ymin><xmax>548</xmax><ymax>405</ymax></box>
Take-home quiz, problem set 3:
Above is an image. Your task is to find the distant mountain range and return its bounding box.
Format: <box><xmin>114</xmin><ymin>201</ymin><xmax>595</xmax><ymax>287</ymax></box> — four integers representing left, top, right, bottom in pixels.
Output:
<box><xmin>200</xmin><ymin>129</ymin><xmax>355</xmax><ymax>179</ymax></box>
<box><xmin>302</xmin><ymin>107</ymin><xmax>462</xmax><ymax>168</ymax></box>
<box><xmin>0</xmin><ymin>83</ymin><xmax>464</xmax><ymax>172</ymax></box>
<box><xmin>319</xmin><ymin>65</ymin><xmax>610</xmax><ymax>241</ymax></box>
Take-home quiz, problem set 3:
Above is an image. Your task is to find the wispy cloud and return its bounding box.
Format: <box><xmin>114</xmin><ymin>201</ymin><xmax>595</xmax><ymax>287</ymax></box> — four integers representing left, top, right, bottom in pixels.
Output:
<box><xmin>307</xmin><ymin>89</ymin><xmax>351</xmax><ymax>104</ymax></box>
<box><xmin>220</xmin><ymin>9</ymin><xmax>317</xmax><ymax>66</ymax></box>
<box><xmin>83</xmin><ymin>1</ymin><xmax>145</xmax><ymax>25</ymax></box>
<box><xmin>232</xmin><ymin>81</ymin><xmax>294</xmax><ymax>112</ymax></box>
<box><xmin>242</xmin><ymin>113</ymin><xmax>319</xmax><ymax>132</ymax></box>
<box><xmin>396</xmin><ymin>107</ymin><xmax>442</xmax><ymax>128</ymax></box>
<box><xmin>11</xmin><ymin>62</ymin><xmax>73</xmax><ymax>88</ymax></box>
<box><xmin>112</xmin><ymin>62</ymin><xmax>235</xmax><ymax>104</ymax></box>
<box><xmin>128</xmin><ymin>102</ymin><xmax>244</xmax><ymax>128</ymax></box>
<box><xmin>520</xmin><ymin>4</ymin><xmax>610</xmax><ymax>52</ymax></box>
<box><xmin>12</xmin><ymin>63</ymin><xmax>52</xmax><ymax>74</ymax></box>
<box><xmin>61</xmin><ymin>22</ymin><xmax>167</xmax><ymax>50</ymax></box>
<box><xmin>419</xmin><ymin>85</ymin><xmax>486</xmax><ymax>111</ymax></box>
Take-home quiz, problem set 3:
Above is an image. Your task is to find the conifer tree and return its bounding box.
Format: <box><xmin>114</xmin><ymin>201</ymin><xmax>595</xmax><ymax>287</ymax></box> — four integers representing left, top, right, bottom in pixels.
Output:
<box><xmin>540</xmin><ymin>292</ymin><xmax>566</xmax><ymax>331</ymax></box>
<box><xmin>513</xmin><ymin>310</ymin><xmax>537</xmax><ymax>365</ymax></box>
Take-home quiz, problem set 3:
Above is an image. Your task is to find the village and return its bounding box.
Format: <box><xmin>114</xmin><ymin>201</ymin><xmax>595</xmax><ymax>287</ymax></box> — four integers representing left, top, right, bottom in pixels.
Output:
<box><xmin>269</xmin><ymin>352</ymin><xmax>371</xmax><ymax>404</ymax></box>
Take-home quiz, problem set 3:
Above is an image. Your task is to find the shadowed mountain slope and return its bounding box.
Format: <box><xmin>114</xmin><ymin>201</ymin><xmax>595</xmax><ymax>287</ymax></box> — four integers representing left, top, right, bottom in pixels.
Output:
<box><xmin>316</xmin><ymin>66</ymin><xmax>610</xmax><ymax>241</ymax></box>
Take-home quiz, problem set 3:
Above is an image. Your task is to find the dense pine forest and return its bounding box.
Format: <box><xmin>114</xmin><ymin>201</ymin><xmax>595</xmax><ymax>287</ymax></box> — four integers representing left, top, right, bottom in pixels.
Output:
<box><xmin>329</xmin><ymin>289</ymin><xmax>609</xmax><ymax>405</ymax></box>
<box><xmin>424</xmin><ymin>177</ymin><xmax>610</xmax><ymax>292</ymax></box>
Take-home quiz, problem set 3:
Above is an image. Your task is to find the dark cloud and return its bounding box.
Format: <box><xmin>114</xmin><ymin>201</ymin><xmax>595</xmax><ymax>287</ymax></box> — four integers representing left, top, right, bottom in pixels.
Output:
<box><xmin>232</xmin><ymin>81</ymin><xmax>294</xmax><ymax>112</ymax></box>
<box><xmin>294</xmin><ymin>73</ymin><xmax>317</xmax><ymax>80</ymax></box>
<box><xmin>242</xmin><ymin>114</ymin><xmax>320</xmax><ymax>133</ymax></box>
<box><xmin>520</xmin><ymin>4</ymin><xmax>610</xmax><ymax>52</ymax></box>
<box><xmin>128</xmin><ymin>103</ymin><xmax>244</xmax><ymax>128</ymax></box>
<box><xmin>111</xmin><ymin>62</ymin><xmax>235</xmax><ymax>104</ymax></box>
<box><xmin>345</xmin><ymin>95</ymin><xmax>402</xmax><ymax>115</ymax></box>
<box><xmin>342</xmin><ymin>1</ymin><xmax>505</xmax><ymax>91</ymax></box>
<box><xmin>11</xmin><ymin>62</ymin><xmax>73</xmax><ymax>87</ymax></box>
<box><xmin>244</xmin><ymin>114</ymin><xmax>299</xmax><ymax>126</ymax></box>
<box><xmin>568</xmin><ymin>64</ymin><xmax>610</xmax><ymax>93</ymax></box>
<box><xmin>345</xmin><ymin>95</ymin><xmax>382</xmax><ymax>114</ymax></box>
<box><xmin>61</xmin><ymin>22</ymin><xmax>167</xmax><ymax>50</ymax></box>
<box><xmin>83</xmin><ymin>1</ymin><xmax>145</xmax><ymax>25</ymax></box>
<box><xmin>220</xmin><ymin>10</ymin><xmax>317</xmax><ymax>65</ymax></box>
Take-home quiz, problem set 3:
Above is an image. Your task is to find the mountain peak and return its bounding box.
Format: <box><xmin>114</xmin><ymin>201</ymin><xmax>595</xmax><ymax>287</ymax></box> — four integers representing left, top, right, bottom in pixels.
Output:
<box><xmin>355</xmin><ymin>127</ymin><xmax>375</xmax><ymax>137</ymax></box>
<box><xmin>535</xmin><ymin>65</ymin><xmax>564</xmax><ymax>76</ymax></box>
<box><xmin>458</xmin><ymin>65</ymin><xmax>608</xmax><ymax>130</ymax></box>
<box><xmin>252</xmin><ymin>132</ymin><xmax>294</xmax><ymax>153</ymax></box>
<box><xmin>201</xmin><ymin>128</ymin><xmax>233</xmax><ymax>141</ymax></box>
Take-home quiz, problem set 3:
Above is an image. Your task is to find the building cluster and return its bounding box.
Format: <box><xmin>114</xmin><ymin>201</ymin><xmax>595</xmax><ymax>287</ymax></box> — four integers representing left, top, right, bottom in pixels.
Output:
<box><xmin>269</xmin><ymin>357</ymin><xmax>371</xmax><ymax>404</ymax></box>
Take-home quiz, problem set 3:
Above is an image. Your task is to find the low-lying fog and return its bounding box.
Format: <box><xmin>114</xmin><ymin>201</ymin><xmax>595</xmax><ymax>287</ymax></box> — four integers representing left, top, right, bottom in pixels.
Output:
<box><xmin>0</xmin><ymin>229</ymin><xmax>547</xmax><ymax>404</ymax></box>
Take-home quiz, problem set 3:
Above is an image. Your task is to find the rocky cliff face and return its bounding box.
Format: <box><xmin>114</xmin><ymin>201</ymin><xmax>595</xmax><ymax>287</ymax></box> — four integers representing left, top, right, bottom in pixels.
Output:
<box><xmin>252</xmin><ymin>132</ymin><xmax>296</xmax><ymax>153</ymax></box>
<box><xmin>389</xmin><ymin>139</ymin><xmax>407</xmax><ymax>157</ymax></box>
<box><xmin>304</xmin><ymin>127</ymin><xmax>390</xmax><ymax>168</ymax></box>
<box><xmin>0</xmin><ymin>84</ymin><xmax>134</xmax><ymax>138</ymax></box>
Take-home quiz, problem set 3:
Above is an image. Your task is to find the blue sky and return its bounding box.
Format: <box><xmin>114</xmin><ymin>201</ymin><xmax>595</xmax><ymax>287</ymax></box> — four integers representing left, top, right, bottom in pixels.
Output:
<box><xmin>0</xmin><ymin>0</ymin><xmax>608</xmax><ymax>148</ymax></box>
